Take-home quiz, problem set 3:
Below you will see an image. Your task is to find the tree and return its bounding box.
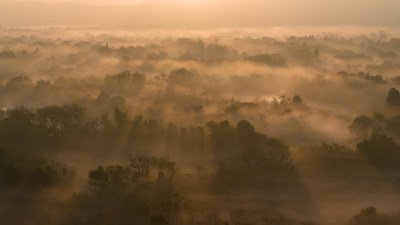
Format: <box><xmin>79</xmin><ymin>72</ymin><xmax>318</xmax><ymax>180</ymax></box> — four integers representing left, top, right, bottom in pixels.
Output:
<box><xmin>236</xmin><ymin>120</ymin><xmax>266</xmax><ymax>171</ymax></box>
<box><xmin>263</xmin><ymin>137</ymin><xmax>292</xmax><ymax>170</ymax></box>
<box><xmin>386</xmin><ymin>88</ymin><xmax>400</xmax><ymax>106</ymax></box>
<box><xmin>245</xmin><ymin>53</ymin><xmax>286</xmax><ymax>67</ymax></box>
<box><xmin>88</xmin><ymin>166</ymin><xmax>109</xmax><ymax>186</ymax></box>
<box><xmin>150</xmin><ymin>156</ymin><xmax>177</xmax><ymax>183</ymax></box>
<box><xmin>37</xmin><ymin>104</ymin><xmax>86</xmax><ymax>136</ymax></box>
<box><xmin>292</xmin><ymin>95</ymin><xmax>302</xmax><ymax>105</ymax></box>
<box><xmin>0</xmin><ymin>107</ymin><xmax>37</xmax><ymax>145</ymax></box>
<box><xmin>103</xmin><ymin>70</ymin><xmax>146</xmax><ymax>94</ymax></box>
<box><xmin>206</xmin><ymin>120</ymin><xmax>236</xmax><ymax>154</ymax></box>
<box><xmin>236</xmin><ymin>120</ymin><xmax>291</xmax><ymax>171</ymax></box>
<box><xmin>128</xmin><ymin>154</ymin><xmax>151</xmax><ymax>184</ymax></box>
<box><xmin>89</xmin><ymin>165</ymin><xmax>132</xmax><ymax>187</ymax></box>
<box><xmin>385</xmin><ymin>114</ymin><xmax>400</xmax><ymax>138</ymax></box>
<box><xmin>356</xmin><ymin>134</ymin><xmax>400</xmax><ymax>164</ymax></box>
<box><xmin>114</xmin><ymin>108</ymin><xmax>128</xmax><ymax>126</ymax></box>
<box><xmin>106</xmin><ymin>165</ymin><xmax>132</xmax><ymax>187</ymax></box>
<box><xmin>349</xmin><ymin>115</ymin><xmax>376</xmax><ymax>138</ymax></box>
<box><xmin>230</xmin><ymin>208</ymin><xmax>253</xmax><ymax>225</ymax></box>
<box><xmin>205</xmin><ymin>209</ymin><xmax>221</xmax><ymax>225</ymax></box>
<box><xmin>214</xmin><ymin>120</ymin><xmax>292</xmax><ymax>189</ymax></box>
<box><xmin>32</xmin><ymin>161</ymin><xmax>73</xmax><ymax>186</ymax></box>
<box><xmin>158</xmin><ymin>190</ymin><xmax>185</xmax><ymax>225</ymax></box>
<box><xmin>167</xmin><ymin>68</ymin><xmax>194</xmax><ymax>86</ymax></box>
<box><xmin>349</xmin><ymin>207</ymin><xmax>386</xmax><ymax>225</ymax></box>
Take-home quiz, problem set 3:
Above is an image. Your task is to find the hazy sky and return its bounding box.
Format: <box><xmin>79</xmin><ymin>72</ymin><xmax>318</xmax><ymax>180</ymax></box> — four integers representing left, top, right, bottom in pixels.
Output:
<box><xmin>1</xmin><ymin>0</ymin><xmax>400</xmax><ymax>27</ymax></box>
<box><xmin>12</xmin><ymin>0</ymin><xmax>146</xmax><ymax>6</ymax></box>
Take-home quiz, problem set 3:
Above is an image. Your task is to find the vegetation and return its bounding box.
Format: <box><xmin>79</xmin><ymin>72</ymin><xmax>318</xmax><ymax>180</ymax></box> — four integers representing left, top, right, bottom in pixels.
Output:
<box><xmin>1</xmin><ymin>29</ymin><xmax>400</xmax><ymax>225</ymax></box>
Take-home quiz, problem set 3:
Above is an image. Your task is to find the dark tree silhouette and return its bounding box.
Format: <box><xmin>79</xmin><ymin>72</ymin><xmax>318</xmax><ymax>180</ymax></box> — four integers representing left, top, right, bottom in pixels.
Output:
<box><xmin>37</xmin><ymin>104</ymin><xmax>86</xmax><ymax>136</ymax></box>
<box><xmin>349</xmin><ymin>207</ymin><xmax>383</xmax><ymax>225</ymax></box>
<box><xmin>230</xmin><ymin>208</ymin><xmax>253</xmax><ymax>225</ymax></box>
<box><xmin>292</xmin><ymin>95</ymin><xmax>302</xmax><ymax>105</ymax></box>
<box><xmin>349</xmin><ymin>115</ymin><xmax>376</xmax><ymax>137</ymax></box>
<box><xmin>357</xmin><ymin>134</ymin><xmax>400</xmax><ymax>164</ymax></box>
<box><xmin>88</xmin><ymin>166</ymin><xmax>109</xmax><ymax>186</ymax></box>
<box><xmin>114</xmin><ymin>108</ymin><xmax>128</xmax><ymax>126</ymax></box>
<box><xmin>150</xmin><ymin>156</ymin><xmax>177</xmax><ymax>182</ymax></box>
<box><xmin>128</xmin><ymin>154</ymin><xmax>152</xmax><ymax>184</ymax></box>
<box><xmin>206</xmin><ymin>120</ymin><xmax>236</xmax><ymax>154</ymax></box>
<box><xmin>386</xmin><ymin>88</ymin><xmax>400</xmax><ymax>106</ymax></box>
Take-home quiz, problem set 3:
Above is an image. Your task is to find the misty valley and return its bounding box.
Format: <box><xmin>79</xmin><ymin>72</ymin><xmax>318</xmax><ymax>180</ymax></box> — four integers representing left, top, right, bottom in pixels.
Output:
<box><xmin>1</xmin><ymin>27</ymin><xmax>400</xmax><ymax>225</ymax></box>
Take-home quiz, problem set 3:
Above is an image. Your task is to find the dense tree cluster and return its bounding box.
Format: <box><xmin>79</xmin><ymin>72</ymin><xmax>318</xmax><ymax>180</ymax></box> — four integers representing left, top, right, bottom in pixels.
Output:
<box><xmin>0</xmin><ymin>147</ymin><xmax>74</xmax><ymax>187</ymax></box>
<box><xmin>63</xmin><ymin>155</ymin><xmax>182</xmax><ymax>225</ymax></box>
<box><xmin>356</xmin><ymin>134</ymin><xmax>400</xmax><ymax>165</ymax></box>
<box><xmin>88</xmin><ymin>155</ymin><xmax>177</xmax><ymax>187</ymax></box>
<box><xmin>349</xmin><ymin>207</ymin><xmax>400</xmax><ymax>225</ymax></box>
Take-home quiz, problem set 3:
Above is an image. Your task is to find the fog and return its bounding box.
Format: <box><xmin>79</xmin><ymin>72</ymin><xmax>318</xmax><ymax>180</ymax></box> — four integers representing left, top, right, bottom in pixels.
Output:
<box><xmin>1</xmin><ymin>27</ymin><xmax>400</xmax><ymax>143</ymax></box>
<box><xmin>1</xmin><ymin>26</ymin><xmax>400</xmax><ymax>225</ymax></box>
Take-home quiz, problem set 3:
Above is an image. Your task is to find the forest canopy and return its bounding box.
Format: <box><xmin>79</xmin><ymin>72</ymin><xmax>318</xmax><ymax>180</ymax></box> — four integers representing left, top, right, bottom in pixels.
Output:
<box><xmin>1</xmin><ymin>27</ymin><xmax>400</xmax><ymax>225</ymax></box>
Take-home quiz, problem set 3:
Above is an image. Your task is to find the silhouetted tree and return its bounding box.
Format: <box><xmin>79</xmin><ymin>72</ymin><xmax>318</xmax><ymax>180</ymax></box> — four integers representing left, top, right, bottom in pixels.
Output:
<box><xmin>88</xmin><ymin>166</ymin><xmax>109</xmax><ymax>186</ymax></box>
<box><xmin>106</xmin><ymin>165</ymin><xmax>132</xmax><ymax>187</ymax></box>
<box><xmin>32</xmin><ymin>161</ymin><xmax>73</xmax><ymax>186</ymax></box>
<box><xmin>237</xmin><ymin>120</ymin><xmax>292</xmax><ymax>171</ymax></box>
<box><xmin>292</xmin><ymin>95</ymin><xmax>302</xmax><ymax>105</ymax></box>
<box><xmin>167</xmin><ymin>68</ymin><xmax>194</xmax><ymax>87</ymax></box>
<box><xmin>230</xmin><ymin>208</ymin><xmax>253</xmax><ymax>225</ymax></box>
<box><xmin>236</xmin><ymin>120</ymin><xmax>266</xmax><ymax>171</ymax></box>
<box><xmin>114</xmin><ymin>108</ymin><xmax>128</xmax><ymax>126</ymax></box>
<box><xmin>103</xmin><ymin>70</ymin><xmax>146</xmax><ymax>95</ymax></box>
<box><xmin>206</xmin><ymin>120</ymin><xmax>236</xmax><ymax>154</ymax></box>
<box><xmin>385</xmin><ymin>114</ymin><xmax>400</xmax><ymax>138</ymax></box>
<box><xmin>150</xmin><ymin>156</ymin><xmax>177</xmax><ymax>183</ymax></box>
<box><xmin>245</xmin><ymin>53</ymin><xmax>286</xmax><ymax>67</ymax></box>
<box><xmin>386</xmin><ymin>88</ymin><xmax>400</xmax><ymax>106</ymax></box>
<box><xmin>128</xmin><ymin>154</ymin><xmax>151</xmax><ymax>184</ymax></box>
<box><xmin>356</xmin><ymin>134</ymin><xmax>400</xmax><ymax>164</ymax></box>
<box><xmin>158</xmin><ymin>190</ymin><xmax>185</xmax><ymax>225</ymax></box>
<box><xmin>0</xmin><ymin>107</ymin><xmax>37</xmax><ymax>145</ymax></box>
<box><xmin>205</xmin><ymin>209</ymin><xmax>221</xmax><ymax>225</ymax></box>
<box><xmin>349</xmin><ymin>115</ymin><xmax>376</xmax><ymax>138</ymax></box>
<box><xmin>37</xmin><ymin>104</ymin><xmax>86</xmax><ymax>136</ymax></box>
<box><xmin>349</xmin><ymin>207</ymin><xmax>386</xmax><ymax>225</ymax></box>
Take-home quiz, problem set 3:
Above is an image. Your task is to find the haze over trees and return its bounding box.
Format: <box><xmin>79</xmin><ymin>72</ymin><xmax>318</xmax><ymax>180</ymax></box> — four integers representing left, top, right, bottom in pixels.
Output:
<box><xmin>1</xmin><ymin>18</ymin><xmax>400</xmax><ymax>225</ymax></box>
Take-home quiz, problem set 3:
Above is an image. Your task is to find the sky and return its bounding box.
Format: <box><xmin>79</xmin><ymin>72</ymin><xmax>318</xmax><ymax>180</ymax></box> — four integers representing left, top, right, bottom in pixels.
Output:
<box><xmin>12</xmin><ymin>0</ymin><xmax>147</xmax><ymax>6</ymax></box>
<box><xmin>1</xmin><ymin>0</ymin><xmax>400</xmax><ymax>27</ymax></box>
